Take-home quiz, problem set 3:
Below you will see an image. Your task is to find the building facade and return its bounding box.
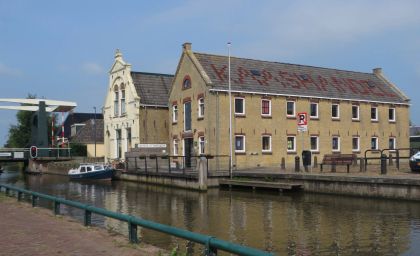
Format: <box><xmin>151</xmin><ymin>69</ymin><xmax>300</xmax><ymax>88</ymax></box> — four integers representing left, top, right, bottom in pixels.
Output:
<box><xmin>103</xmin><ymin>50</ymin><xmax>173</xmax><ymax>161</ymax></box>
<box><xmin>168</xmin><ymin>43</ymin><xmax>410</xmax><ymax>169</ymax></box>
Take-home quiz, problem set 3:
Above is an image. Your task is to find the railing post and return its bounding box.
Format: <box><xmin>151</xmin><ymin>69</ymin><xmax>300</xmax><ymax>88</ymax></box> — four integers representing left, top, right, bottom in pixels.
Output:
<box><xmin>32</xmin><ymin>195</ymin><xmax>38</xmax><ymax>207</ymax></box>
<box><xmin>134</xmin><ymin>157</ymin><xmax>138</xmax><ymax>172</ymax></box>
<box><xmin>168</xmin><ymin>156</ymin><xmax>172</xmax><ymax>174</ymax></box>
<box><xmin>84</xmin><ymin>210</ymin><xmax>92</xmax><ymax>226</ymax></box>
<box><xmin>128</xmin><ymin>222</ymin><xmax>139</xmax><ymax>244</ymax></box>
<box><xmin>381</xmin><ymin>154</ymin><xmax>387</xmax><ymax>175</ymax></box>
<box><xmin>17</xmin><ymin>191</ymin><xmax>23</xmax><ymax>201</ymax></box>
<box><xmin>5</xmin><ymin>188</ymin><xmax>10</xmax><ymax>196</ymax></box>
<box><xmin>396</xmin><ymin>150</ymin><xmax>400</xmax><ymax>170</ymax></box>
<box><xmin>183</xmin><ymin>156</ymin><xmax>186</xmax><ymax>175</ymax></box>
<box><xmin>155</xmin><ymin>157</ymin><xmax>159</xmax><ymax>173</ymax></box>
<box><xmin>54</xmin><ymin>201</ymin><xmax>61</xmax><ymax>215</ymax></box>
<box><xmin>144</xmin><ymin>157</ymin><xmax>148</xmax><ymax>173</ymax></box>
<box><xmin>205</xmin><ymin>237</ymin><xmax>217</xmax><ymax>256</ymax></box>
<box><xmin>294</xmin><ymin>156</ymin><xmax>300</xmax><ymax>172</ymax></box>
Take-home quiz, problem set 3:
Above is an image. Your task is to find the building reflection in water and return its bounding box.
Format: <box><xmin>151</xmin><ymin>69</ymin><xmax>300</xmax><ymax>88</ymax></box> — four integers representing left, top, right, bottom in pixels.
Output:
<box><xmin>4</xmin><ymin>172</ymin><xmax>418</xmax><ymax>255</ymax></box>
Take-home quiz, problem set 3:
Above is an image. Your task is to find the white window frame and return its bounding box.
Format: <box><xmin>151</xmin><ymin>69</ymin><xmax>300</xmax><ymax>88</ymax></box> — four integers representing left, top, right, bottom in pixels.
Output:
<box><xmin>310</xmin><ymin>102</ymin><xmax>318</xmax><ymax>119</ymax></box>
<box><xmin>235</xmin><ymin>135</ymin><xmax>246</xmax><ymax>153</ymax></box>
<box><xmin>352</xmin><ymin>105</ymin><xmax>359</xmax><ymax>120</ymax></box>
<box><xmin>234</xmin><ymin>97</ymin><xmax>245</xmax><ymax>115</ymax></box>
<box><xmin>332</xmin><ymin>136</ymin><xmax>340</xmax><ymax>152</ymax></box>
<box><xmin>286</xmin><ymin>101</ymin><xmax>295</xmax><ymax>117</ymax></box>
<box><xmin>114</xmin><ymin>91</ymin><xmax>119</xmax><ymax>117</ymax></box>
<box><xmin>371</xmin><ymin>137</ymin><xmax>379</xmax><ymax>150</ymax></box>
<box><xmin>389</xmin><ymin>108</ymin><xmax>396</xmax><ymax>122</ymax></box>
<box><xmin>173</xmin><ymin>139</ymin><xmax>178</xmax><ymax>156</ymax></box>
<box><xmin>310</xmin><ymin>136</ymin><xmax>319</xmax><ymax>152</ymax></box>
<box><xmin>198</xmin><ymin>136</ymin><xmax>205</xmax><ymax>155</ymax></box>
<box><xmin>371</xmin><ymin>107</ymin><xmax>378</xmax><ymax>121</ymax></box>
<box><xmin>172</xmin><ymin>105</ymin><xmax>178</xmax><ymax>123</ymax></box>
<box><xmin>198</xmin><ymin>98</ymin><xmax>205</xmax><ymax>118</ymax></box>
<box><xmin>261</xmin><ymin>135</ymin><xmax>272</xmax><ymax>152</ymax></box>
<box><xmin>261</xmin><ymin>99</ymin><xmax>271</xmax><ymax>116</ymax></box>
<box><xmin>331</xmin><ymin>104</ymin><xmax>340</xmax><ymax>119</ymax></box>
<box><xmin>287</xmin><ymin>136</ymin><xmax>296</xmax><ymax>152</ymax></box>
<box><xmin>352</xmin><ymin>136</ymin><xmax>360</xmax><ymax>152</ymax></box>
<box><xmin>184</xmin><ymin>102</ymin><xmax>192</xmax><ymax>132</ymax></box>
<box><xmin>389</xmin><ymin>137</ymin><xmax>396</xmax><ymax>150</ymax></box>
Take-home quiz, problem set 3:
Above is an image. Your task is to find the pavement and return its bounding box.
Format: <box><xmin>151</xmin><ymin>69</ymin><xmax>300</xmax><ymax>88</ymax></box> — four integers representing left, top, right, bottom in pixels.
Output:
<box><xmin>0</xmin><ymin>194</ymin><xmax>166</xmax><ymax>256</ymax></box>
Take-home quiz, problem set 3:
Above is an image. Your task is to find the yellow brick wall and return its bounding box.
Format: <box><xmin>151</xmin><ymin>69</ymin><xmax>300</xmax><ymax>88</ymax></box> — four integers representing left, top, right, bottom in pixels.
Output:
<box><xmin>139</xmin><ymin>107</ymin><xmax>169</xmax><ymax>145</ymax></box>
<box><xmin>168</xmin><ymin>50</ymin><xmax>410</xmax><ymax>169</ymax></box>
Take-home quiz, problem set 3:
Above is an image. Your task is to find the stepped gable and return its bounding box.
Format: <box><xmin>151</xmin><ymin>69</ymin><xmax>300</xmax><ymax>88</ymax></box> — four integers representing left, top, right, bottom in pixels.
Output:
<box><xmin>194</xmin><ymin>52</ymin><xmax>408</xmax><ymax>104</ymax></box>
<box><xmin>130</xmin><ymin>72</ymin><xmax>174</xmax><ymax>106</ymax></box>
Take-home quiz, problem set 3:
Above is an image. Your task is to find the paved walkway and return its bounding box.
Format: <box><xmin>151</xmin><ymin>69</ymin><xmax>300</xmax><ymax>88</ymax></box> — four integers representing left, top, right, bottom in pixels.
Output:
<box><xmin>0</xmin><ymin>195</ymin><xmax>165</xmax><ymax>256</ymax></box>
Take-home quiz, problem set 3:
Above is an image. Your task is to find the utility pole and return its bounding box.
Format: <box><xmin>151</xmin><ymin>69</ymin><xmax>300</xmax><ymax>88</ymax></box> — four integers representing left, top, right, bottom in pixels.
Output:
<box><xmin>228</xmin><ymin>42</ymin><xmax>233</xmax><ymax>178</ymax></box>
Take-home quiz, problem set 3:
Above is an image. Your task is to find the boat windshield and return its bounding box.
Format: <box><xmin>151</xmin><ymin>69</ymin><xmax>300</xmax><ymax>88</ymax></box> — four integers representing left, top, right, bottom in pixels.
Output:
<box><xmin>94</xmin><ymin>165</ymin><xmax>103</xmax><ymax>171</ymax></box>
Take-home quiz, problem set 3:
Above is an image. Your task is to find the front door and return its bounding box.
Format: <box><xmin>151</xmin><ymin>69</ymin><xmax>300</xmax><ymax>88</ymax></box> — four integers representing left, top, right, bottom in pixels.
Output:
<box><xmin>184</xmin><ymin>138</ymin><xmax>193</xmax><ymax>168</ymax></box>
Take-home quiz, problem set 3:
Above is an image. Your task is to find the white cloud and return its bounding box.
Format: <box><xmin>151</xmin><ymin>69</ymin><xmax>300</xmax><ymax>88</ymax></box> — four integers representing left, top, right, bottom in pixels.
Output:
<box><xmin>0</xmin><ymin>62</ymin><xmax>22</xmax><ymax>76</ymax></box>
<box><xmin>81</xmin><ymin>62</ymin><xmax>104</xmax><ymax>75</ymax></box>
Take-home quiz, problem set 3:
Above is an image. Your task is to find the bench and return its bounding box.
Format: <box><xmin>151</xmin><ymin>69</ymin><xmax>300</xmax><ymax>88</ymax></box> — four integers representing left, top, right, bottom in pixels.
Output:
<box><xmin>320</xmin><ymin>154</ymin><xmax>355</xmax><ymax>173</ymax></box>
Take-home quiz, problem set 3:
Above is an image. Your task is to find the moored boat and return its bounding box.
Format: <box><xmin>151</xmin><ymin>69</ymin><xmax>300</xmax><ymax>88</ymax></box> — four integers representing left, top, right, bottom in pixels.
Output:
<box><xmin>68</xmin><ymin>163</ymin><xmax>114</xmax><ymax>180</ymax></box>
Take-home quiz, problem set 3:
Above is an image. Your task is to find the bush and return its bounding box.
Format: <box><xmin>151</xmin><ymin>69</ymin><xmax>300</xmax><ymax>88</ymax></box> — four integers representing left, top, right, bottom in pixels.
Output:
<box><xmin>70</xmin><ymin>143</ymin><xmax>87</xmax><ymax>157</ymax></box>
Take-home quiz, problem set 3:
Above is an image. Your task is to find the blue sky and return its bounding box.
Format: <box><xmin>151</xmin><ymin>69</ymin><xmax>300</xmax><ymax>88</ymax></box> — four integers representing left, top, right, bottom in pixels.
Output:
<box><xmin>0</xmin><ymin>0</ymin><xmax>419</xmax><ymax>146</ymax></box>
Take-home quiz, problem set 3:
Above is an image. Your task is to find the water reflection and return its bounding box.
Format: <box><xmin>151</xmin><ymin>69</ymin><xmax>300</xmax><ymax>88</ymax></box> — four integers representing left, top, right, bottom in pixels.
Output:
<box><xmin>2</xmin><ymin>170</ymin><xmax>420</xmax><ymax>255</ymax></box>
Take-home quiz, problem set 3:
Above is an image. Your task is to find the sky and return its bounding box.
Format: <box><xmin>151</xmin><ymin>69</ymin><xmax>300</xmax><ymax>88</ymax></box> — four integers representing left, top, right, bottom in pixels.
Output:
<box><xmin>0</xmin><ymin>0</ymin><xmax>419</xmax><ymax>146</ymax></box>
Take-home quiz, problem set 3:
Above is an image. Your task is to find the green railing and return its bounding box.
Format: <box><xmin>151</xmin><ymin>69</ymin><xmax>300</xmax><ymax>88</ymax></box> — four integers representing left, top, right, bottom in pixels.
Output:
<box><xmin>0</xmin><ymin>184</ymin><xmax>273</xmax><ymax>256</ymax></box>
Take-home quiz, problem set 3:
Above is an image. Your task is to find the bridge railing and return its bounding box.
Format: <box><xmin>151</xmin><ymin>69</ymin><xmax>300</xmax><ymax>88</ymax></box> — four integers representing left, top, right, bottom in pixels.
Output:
<box><xmin>0</xmin><ymin>184</ymin><xmax>272</xmax><ymax>256</ymax></box>
<box><xmin>36</xmin><ymin>147</ymin><xmax>72</xmax><ymax>158</ymax></box>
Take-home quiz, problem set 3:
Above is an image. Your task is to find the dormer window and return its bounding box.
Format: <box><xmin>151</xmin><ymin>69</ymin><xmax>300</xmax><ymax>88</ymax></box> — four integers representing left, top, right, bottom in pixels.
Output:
<box><xmin>182</xmin><ymin>75</ymin><xmax>191</xmax><ymax>90</ymax></box>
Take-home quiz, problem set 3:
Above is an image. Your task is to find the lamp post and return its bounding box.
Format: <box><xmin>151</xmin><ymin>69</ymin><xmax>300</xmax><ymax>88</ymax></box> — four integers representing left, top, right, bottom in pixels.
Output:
<box><xmin>228</xmin><ymin>42</ymin><xmax>233</xmax><ymax>178</ymax></box>
<box><xmin>93</xmin><ymin>106</ymin><xmax>97</xmax><ymax>159</ymax></box>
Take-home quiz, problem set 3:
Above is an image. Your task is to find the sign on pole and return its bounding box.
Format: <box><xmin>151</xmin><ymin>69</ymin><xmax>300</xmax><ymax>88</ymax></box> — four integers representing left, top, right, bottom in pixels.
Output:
<box><xmin>297</xmin><ymin>112</ymin><xmax>308</xmax><ymax>132</ymax></box>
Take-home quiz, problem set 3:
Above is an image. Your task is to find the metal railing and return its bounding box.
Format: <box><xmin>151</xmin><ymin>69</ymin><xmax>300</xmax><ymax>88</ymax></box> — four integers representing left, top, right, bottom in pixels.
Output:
<box><xmin>125</xmin><ymin>155</ymin><xmax>231</xmax><ymax>177</ymax></box>
<box><xmin>0</xmin><ymin>184</ymin><xmax>272</xmax><ymax>256</ymax></box>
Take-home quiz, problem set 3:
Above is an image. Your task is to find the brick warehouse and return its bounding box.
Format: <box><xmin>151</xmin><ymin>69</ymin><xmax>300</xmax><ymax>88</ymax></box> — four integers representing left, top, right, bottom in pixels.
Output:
<box><xmin>168</xmin><ymin>43</ymin><xmax>410</xmax><ymax>169</ymax></box>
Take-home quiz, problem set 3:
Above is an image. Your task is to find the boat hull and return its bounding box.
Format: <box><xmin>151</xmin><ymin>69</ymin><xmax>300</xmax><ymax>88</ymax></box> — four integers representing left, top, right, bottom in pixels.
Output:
<box><xmin>69</xmin><ymin>169</ymin><xmax>114</xmax><ymax>180</ymax></box>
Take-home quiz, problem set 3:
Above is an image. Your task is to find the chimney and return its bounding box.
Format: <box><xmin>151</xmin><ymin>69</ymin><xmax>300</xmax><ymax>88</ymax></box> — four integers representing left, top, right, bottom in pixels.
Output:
<box><xmin>183</xmin><ymin>42</ymin><xmax>192</xmax><ymax>51</ymax></box>
<box><xmin>373</xmin><ymin>68</ymin><xmax>382</xmax><ymax>75</ymax></box>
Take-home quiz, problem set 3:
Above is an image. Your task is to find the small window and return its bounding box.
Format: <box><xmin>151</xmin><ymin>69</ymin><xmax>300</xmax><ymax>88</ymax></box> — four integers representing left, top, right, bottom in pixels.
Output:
<box><xmin>371</xmin><ymin>107</ymin><xmax>378</xmax><ymax>121</ymax></box>
<box><xmin>352</xmin><ymin>137</ymin><xmax>360</xmax><ymax>152</ymax></box>
<box><xmin>310</xmin><ymin>103</ymin><xmax>318</xmax><ymax>118</ymax></box>
<box><xmin>371</xmin><ymin>137</ymin><xmax>378</xmax><ymax>150</ymax></box>
<box><xmin>172</xmin><ymin>105</ymin><xmax>178</xmax><ymax>123</ymax></box>
<box><xmin>86</xmin><ymin>166</ymin><xmax>92</xmax><ymax>172</ymax></box>
<box><xmin>80</xmin><ymin>167</ymin><xmax>86</xmax><ymax>173</ymax></box>
<box><xmin>286</xmin><ymin>101</ymin><xmax>295</xmax><ymax>117</ymax></box>
<box><xmin>352</xmin><ymin>105</ymin><xmax>359</xmax><ymax>120</ymax></box>
<box><xmin>287</xmin><ymin>136</ymin><xmax>296</xmax><ymax>152</ymax></box>
<box><xmin>182</xmin><ymin>76</ymin><xmax>191</xmax><ymax>90</ymax></box>
<box><xmin>389</xmin><ymin>108</ymin><xmax>396</xmax><ymax>122</ymax></box>
<box><xmin>310</xmin><ymin>136</ymin><xmax>319</xmax><ymax>152</ymax></box>
<box><xmin>235</xmin><ymin>98</ymin><xmax>245</xmax><ymax>115</ymax></box>
<box><xmin>389</xmin><ymin>137</ymin><xmax>396</xmax><ymax>150</ymax></box>
<box><xmin>261</xmin><ymin>99</ymin><xmax>271</xmax><ymax>116</ymax></box>
<box><xmin>127</xmin><ymin>128</ymin><xmax>132</xmax><ymax>150</ymax></box>
<box><xmin>198</xmin><ymin>98</ymin><xmax>205</xmax><ymax>118</ymax></box>
<box><xmin>173</xmin><ymin>139</ymin><xmax>179</xmax><ymax>156</ymax></box>
<box><xmin>184</xmin><ymin>102</ymin><xmax>192</xmax><ymax>131</ymax></box>
<box><xmin>332</xmin><ymin>136</ymin><xmax>340</xmax><ymax>152</ymax></box>
<box><xmin>198</xmin><ymin>136</ymin><xmax>205</xmax><ymax>155</ymax></box>
<box><xmin>331</xmin><ymin>104</ymin><xmax>340</xmax><ymax>119</ymax></box>
<box><xmin>262</xmin><ymin>135</ymin><xmax>271</xmax><ymax>152</ymax></box>
<box><xmin>235</xmin><ymin>135</ymin><xmax>245</xmax><ymax>152</ymax></box>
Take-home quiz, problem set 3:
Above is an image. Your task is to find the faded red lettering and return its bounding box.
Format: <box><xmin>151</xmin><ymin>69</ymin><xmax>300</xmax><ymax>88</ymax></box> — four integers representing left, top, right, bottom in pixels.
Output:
<box><xmin>210</xmin><ymin>64</ymin><xmax>227</xmax><ymax>82</ymax></box>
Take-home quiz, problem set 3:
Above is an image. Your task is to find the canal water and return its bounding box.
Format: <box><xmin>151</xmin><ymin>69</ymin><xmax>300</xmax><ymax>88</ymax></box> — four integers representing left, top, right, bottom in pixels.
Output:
<box><xmin>2</xmin><ymin>168</ymin><xmax>420</xmax><ymax>255</ymax></box>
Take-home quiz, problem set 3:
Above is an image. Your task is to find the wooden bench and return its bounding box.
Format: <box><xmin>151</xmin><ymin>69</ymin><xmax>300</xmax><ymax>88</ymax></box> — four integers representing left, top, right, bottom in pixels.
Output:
<box><xmin>320</xmin><ymin>154</ymin><xmax>355</xmax><ymax>173</ymax></box>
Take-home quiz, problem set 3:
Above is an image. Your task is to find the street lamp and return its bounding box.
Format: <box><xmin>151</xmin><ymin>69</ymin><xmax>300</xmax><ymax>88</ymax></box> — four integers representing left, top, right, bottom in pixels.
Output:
<box><xmin>228</xmin><ymin>42</ymin><xmax>233</xmax><ymax>178</ymax></box>
<box><xmin>93</xmin><ymin>106</ymin><xmax>97</xmax><ymax>159</ymax></box>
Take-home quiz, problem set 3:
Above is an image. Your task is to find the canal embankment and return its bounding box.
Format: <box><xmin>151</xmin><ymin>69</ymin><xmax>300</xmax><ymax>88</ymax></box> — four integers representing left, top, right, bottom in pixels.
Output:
<box><xmin>0</xmin><ymin>193</ymin><xmax>165</xmax><ymax>256</ymax></box>
<box><xmin>234</xmin><ymin>163</ymin><xmax>420</xmax><ymax>200</ymax></box>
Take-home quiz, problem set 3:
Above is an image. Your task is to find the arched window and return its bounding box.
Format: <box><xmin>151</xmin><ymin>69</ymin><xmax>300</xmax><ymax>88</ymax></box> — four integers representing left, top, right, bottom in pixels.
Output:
<box><xmin>120</xmin><ymin>84</ymin><xmax>126</xmax><ymax>115</ymax></box>
<box><xmin>182</xmin><ymin>75</ymin><xmax>191</xmax><ymax>90</ymax></box>
<box><xmin>114</xmin><ymin>85</ymin><xmax>119</xmax><ymax>116</ymax></box>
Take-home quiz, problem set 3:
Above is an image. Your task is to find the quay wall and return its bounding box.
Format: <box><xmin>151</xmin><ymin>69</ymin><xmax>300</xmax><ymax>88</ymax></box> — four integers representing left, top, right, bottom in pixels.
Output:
<box><xmin>234</xmin><ymin>173</ymin><xmax>420</xmax><ymax>201</ymax></box>
<box><xmin>116</xmin><ymin>172</ymin><xmax>220</xmax><ymax>191</ymax></box>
